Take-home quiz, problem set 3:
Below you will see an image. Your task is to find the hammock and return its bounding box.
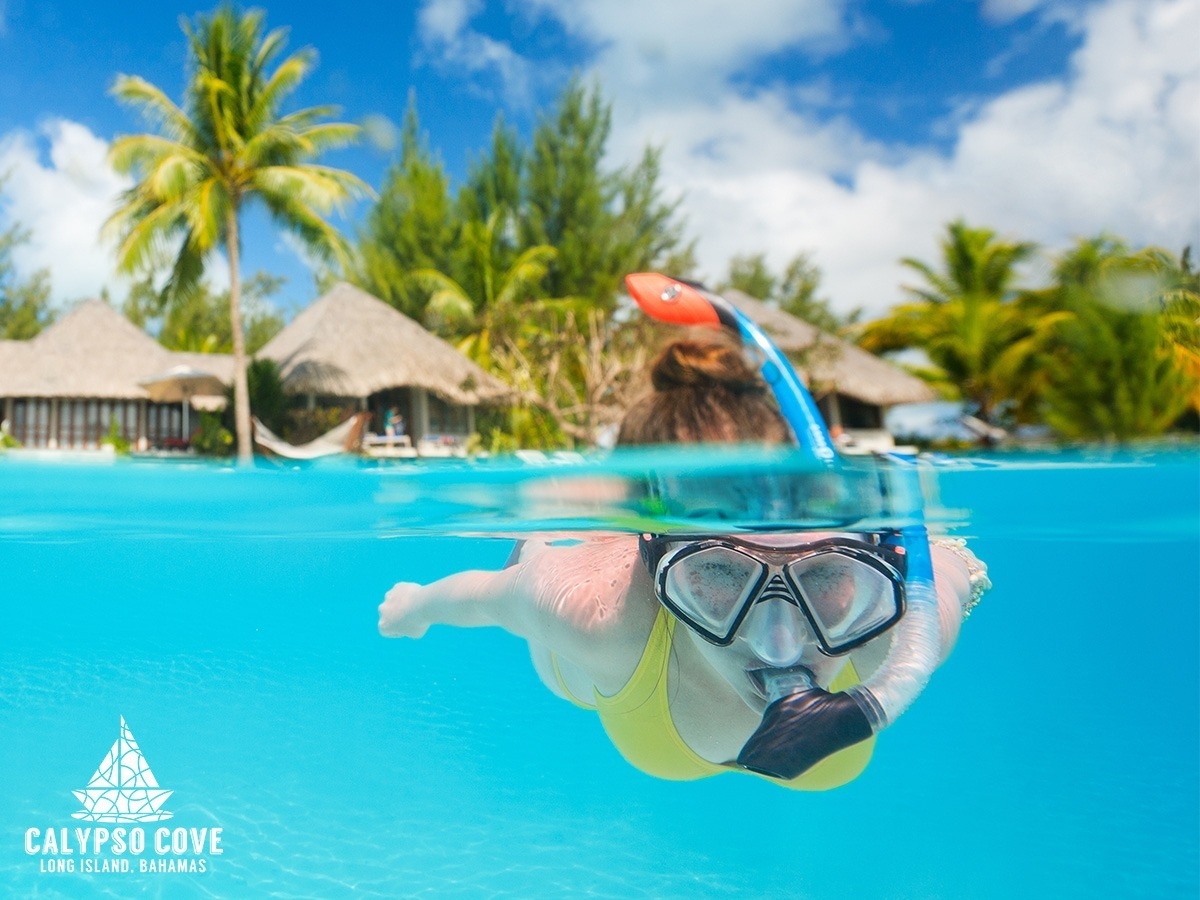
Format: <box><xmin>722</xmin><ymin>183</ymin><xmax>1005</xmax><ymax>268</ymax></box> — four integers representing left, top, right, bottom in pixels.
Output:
<box><xmin>252</xmin><ymin>414</ymin><xmax>367</xmax><ymax>459</ymax></box>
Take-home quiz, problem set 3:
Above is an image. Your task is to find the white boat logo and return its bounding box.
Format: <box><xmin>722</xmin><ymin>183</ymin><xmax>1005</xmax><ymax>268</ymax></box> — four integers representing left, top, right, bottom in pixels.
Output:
<box><xmin>72</xmin><ymin>716</ymin><xmax>173</xmax><ymax>823</ymax></box>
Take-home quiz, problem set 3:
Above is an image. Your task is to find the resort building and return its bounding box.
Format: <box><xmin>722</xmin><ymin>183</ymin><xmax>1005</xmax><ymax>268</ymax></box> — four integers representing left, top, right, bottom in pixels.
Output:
<box><xmin>0</xmin><ymin>300</ymin><xmax>234</xmax><ymax>450</ymax></box>
<box><xmin>722</xmin><ymin>289</ymin><xmax>935</xmax><ymax>448</ymax></box>
<box><xmin>0</xmin><ymin>280</ymin><xmax>928</xmax><ymax>454</ymax></box>
<box><xmin>0</xmin><ymin>283</ymin><xmax>509</xmax><ymax>453</ymax></box>
<box><xmin>256</xmin><ymin>282</ymin><xmax>510</xmax><ymax>452</ymax></box>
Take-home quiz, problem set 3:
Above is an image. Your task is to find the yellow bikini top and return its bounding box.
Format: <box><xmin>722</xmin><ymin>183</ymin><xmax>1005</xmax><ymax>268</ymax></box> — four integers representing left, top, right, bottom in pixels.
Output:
<box><xmin>555</xmin><ymin>607</ymin><xmax>875</xmax><ymax>789</ymax></box>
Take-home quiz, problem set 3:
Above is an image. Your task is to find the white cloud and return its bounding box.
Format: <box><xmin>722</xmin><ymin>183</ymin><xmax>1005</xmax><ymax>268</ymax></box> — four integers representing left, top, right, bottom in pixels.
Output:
<box><xmin>418</xmin><ymin>0</ymin><xmax>1197</xmax><ymax>316</ymax></box>
<box><xmin>0</xmin><ymin>119</ymin><xmax>131</xmax><ymax>305</ymax></box>
<box><xmin>592</xmin><ymin>0</ymin><xmax>1200</xmax><ymax>314</ymax></box>
<box><xmin>521</xmin><ymin>0</ymin><xmax>854</xmax><ymax>96</ymax></box>
<box><xmin>417</xmin><ymin>0</ymin><xmax>534</xmax><ymax>105</ymax></box>
<box><xmin>980</xmin><ymin>0</ymin><xmax>1057</xmax><ymax>23</ymax></box>
<box><xmin>417</xmin><ymin>0</ymin><xmax>853</xmax><ymax>108</ymax></box>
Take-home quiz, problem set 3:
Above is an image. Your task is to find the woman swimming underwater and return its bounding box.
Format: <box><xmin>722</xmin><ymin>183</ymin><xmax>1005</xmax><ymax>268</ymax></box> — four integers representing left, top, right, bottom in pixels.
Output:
<box><xmin>380</xmin><ymin>276</ymin><xmax>989</xmax><ymax>789</ymax></box>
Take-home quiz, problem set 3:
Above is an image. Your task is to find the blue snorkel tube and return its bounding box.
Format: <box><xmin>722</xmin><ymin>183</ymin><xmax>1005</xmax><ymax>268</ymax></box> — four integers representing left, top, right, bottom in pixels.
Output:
<box><xmin>731</xmin><ymin>306</ymin><xmax>839</xmax><ymax>466</ymax></box>
<box><xmin>625</xmin><ymin>273</ymin><xmax>944</xmax><ymax>779</ymax></box>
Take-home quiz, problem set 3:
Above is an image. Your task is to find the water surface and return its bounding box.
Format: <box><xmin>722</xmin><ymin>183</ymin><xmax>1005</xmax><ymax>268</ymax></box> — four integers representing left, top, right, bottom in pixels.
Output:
<box><xmin>1</xmin><ymin>449</ymin><xmax>1196</xmax><ymax>897</ymax></box>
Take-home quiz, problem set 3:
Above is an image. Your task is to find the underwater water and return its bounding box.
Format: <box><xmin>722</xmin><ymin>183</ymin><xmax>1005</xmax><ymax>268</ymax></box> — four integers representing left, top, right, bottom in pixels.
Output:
<box><xmin>0</xmin><ymin>448</ymin><xmax>1197</xmax><ymax>899</ymax></box>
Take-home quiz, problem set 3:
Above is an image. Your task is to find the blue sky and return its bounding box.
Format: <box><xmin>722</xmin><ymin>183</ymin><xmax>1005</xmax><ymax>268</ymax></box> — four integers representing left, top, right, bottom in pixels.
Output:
<box><xmin>0</xmin><ymin>0</ymin><xmax>1196</xmax><ymax>319</ymax></box>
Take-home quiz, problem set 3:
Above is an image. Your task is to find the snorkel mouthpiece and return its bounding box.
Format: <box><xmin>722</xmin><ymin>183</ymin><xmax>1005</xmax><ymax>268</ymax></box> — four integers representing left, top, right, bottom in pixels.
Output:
<box><xmin>738</xmin><ymin>668</ymin><xmax>875</xmax><ymax>780</ymax></box>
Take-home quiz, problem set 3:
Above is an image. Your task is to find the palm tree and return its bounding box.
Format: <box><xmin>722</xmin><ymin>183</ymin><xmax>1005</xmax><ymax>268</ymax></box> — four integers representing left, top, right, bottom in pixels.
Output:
<box><xmin>411</xmin><ymin>207</ymin><xmax>634</xmax><ymax>449</ymax></box>
<box><xmin>1140</xmin><ymin>245</ymin><xmax>1200</xmax><ymax>413</ymax></box>
<box><xmin>408</xmin><ymin>207</ymin><xmax>565</xmax><ymax>365</ymax></box>
<box><xmin>1037</xmin><ymin>237</ymin><xmax>1194</xmax><ymax>440</ymax></box>
<box><xmin>858</xmin><ymin>220</ymin><xmax>1045</xmax><ymax>424</ymax></box>
<box><xmin>106</xmin><ymin>5</ymin><xmax>370</xmax><ymax>460</ymax></box>
<box><xmin>1040</xmin><ymin>298</ymin><xmax>1189</xmax><ymax>440</ymax></box>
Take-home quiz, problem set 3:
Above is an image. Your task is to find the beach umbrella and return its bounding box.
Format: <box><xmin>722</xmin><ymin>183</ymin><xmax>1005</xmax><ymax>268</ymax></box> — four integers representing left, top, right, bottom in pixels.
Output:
<box><xmin>138</xmin><ymin>365</ymin><xmax>227</xmax><ymax>441</ymax></box>
<box><xmin>190</xmin><ymin>394</ymin><xmax>228</xmax><ymax>413</ymax></box>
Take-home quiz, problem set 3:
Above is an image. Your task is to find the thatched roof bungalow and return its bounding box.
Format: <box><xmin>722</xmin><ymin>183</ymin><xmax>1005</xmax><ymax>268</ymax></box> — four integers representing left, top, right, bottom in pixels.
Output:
<box><xmin>0</xmin><ymin>285</ymin><xmax>510</xmax><ymax>453</ymax></box>
<box><xmin>0</xmin><ymin>285</ymin><xmax>513</xmax><ymax>453</ymax></box>
<box><xmin>257</xmin><ymin>282</ymin><xmax>510</xmax><ymax>447</ymax></box>
<box><xmin>721</xmin><ymin>289</ymin><xmax>934</xmax><ymax>445</ymax></box>
<box><xmin>0</xmin><ymin>300</ymin><xmax>232</xmax><ymax>450</ymax></box>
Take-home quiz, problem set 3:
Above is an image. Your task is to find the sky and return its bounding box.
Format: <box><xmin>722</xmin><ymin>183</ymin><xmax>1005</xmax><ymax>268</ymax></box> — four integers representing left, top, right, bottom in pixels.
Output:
<box><xmin>0</xmin><ymin>0</ymin><xmax>1196</xmax><ymax>320</ymax></box>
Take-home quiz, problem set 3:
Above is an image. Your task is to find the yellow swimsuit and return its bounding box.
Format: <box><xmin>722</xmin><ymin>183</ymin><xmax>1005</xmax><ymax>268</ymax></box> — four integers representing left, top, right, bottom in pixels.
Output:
<box><xmin>554</xmin><ymin>607</ymin><xmax>875</xmax><ymax>790</ymax></box>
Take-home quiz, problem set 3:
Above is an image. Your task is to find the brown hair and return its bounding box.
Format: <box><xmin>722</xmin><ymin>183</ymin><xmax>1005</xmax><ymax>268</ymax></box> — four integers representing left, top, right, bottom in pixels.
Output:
<box><xmin>617</xmin><ymin>333</ymin><xmax>791</xmax><ymax>446</ymax></box>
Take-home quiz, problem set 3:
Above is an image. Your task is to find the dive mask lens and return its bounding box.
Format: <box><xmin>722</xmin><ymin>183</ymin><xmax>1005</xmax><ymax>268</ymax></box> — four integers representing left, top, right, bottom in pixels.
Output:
<box><xmin>658</xmin><ymin>542</ymin><xmax>765</xmax><ymax>643</ymax></box>
<box><xmin>784</xmin><ymin>550</ymin><xmax>904</xmax><ymax>652</ymax></box>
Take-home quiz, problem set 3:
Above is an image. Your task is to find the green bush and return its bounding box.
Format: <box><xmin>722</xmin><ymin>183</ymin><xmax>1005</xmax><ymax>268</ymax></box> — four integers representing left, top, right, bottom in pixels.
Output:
<box><xmin>221</xmin><ymin>358</ymin><xmax>290</xmax><ymax>438</ymax></box>
<box><xmin>192</xmin><ymin>411</ymin><xmax>234</xmax><ymax>456</ymax></box>
<box><xmin>247</xmin><ymin>357</ymin><xmax>289</xmax><ymax>434</ymax></box>
<box><xmin>101</xmin><ymin>417</ymin><xmax>131</xmax><ymax>454</ymax></box>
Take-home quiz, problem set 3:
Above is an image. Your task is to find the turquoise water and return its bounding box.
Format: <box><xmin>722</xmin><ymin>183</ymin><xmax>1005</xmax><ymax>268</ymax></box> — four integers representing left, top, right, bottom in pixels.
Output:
<box><xmin>1</xmin><ymin>450</ymin><xmax>1197</xmax><ymax>898</ymax></box>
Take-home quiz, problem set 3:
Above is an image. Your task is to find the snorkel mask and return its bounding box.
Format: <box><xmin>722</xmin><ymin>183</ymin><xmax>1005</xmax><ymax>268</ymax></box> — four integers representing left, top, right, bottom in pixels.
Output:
<box><xmin>639</xmin><ymin>533</ymin><xmax>907</xmax><ymax>654</ymax></box>
<box><xmin>625</xmin><ymin>273</ymin><xmax>943</xmax><ymax>781</ymax></box>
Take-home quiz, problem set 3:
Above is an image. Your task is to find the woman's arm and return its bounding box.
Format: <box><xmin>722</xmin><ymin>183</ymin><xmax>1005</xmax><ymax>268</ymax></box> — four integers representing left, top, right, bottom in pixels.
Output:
<box><xmin>378</xmin><ymin>537</ymin><xmax>655</xmax><ymax>688</ymax></box>
<box><xmin>379</xmin><ymin>568</ymin><xmax>525</xmax><ymax>638</ymax></box>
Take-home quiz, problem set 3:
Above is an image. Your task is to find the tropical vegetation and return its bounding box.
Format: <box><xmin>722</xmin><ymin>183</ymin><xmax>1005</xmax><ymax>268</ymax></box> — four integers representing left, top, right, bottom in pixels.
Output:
<box><xmin>719</xmin><ymin>251</ymin><xmax>853</xmax><ymax>333</ymax></box>
<box><xmin>353</xmin><ymin>80</ymin><xmax>691</xmax><ymax>448</ymax></box>
<box><xmin>0</xmin><ymin>175</ymin><xmax>54</xmax><ymax>340</ymax></box>
<box><xmin>858</xmin><ymin>224</ymin><xmax>1197</xmax><ymax>441</ymax></box>
<box><xmin>4</xmin><ymin>4</ymin><xmax>1192</xmax><ymax>453</ymax></box>
<box><xmin>122</xmin><ymin>270</ymin><xmax>284</xmax><ymax>354</ymax></box>
<box><xmin>105</xmin><ymin>4</ymin><xmax>369</xmax><ymax>461</ymax></box>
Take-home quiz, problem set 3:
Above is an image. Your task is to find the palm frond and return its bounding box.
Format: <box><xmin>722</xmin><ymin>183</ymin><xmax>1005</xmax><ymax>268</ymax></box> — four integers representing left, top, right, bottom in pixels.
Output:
<box><xmin>496</xmin><ymin>245</ymin><xmax>557</xmax><ymax>308</ymax></box>
<box><xmin>250</xmin><ymin>25</ymin><xmax>290</xmax><ymax>82</ymax></box>
<box><xmin>108</xmin><ymin>200</ymin><xmax>188</xmax><ymax>274</ymax></box>
<box><xmin>248</xmin><ymin>49</ymin><xmax>315</xmax><ymax>128</ymax></box>
<box><xmin>423</xmin><ymin>288</ymin><xmax>477</xmax><ymax>333</ymax></box>
<box><xmin>252</xmin><ymin>164</ymin><xmax>374</xmax><ymax>211</ymax></box>
<box><xmin>184</xmin><ymin>178</ymin><xmax>229</xmax><ymax>252</ymax></box>
<box><xmin>108</xmin><ymin>134</ymin><xmax>203</xmax><ymax>176</ymax></box>
<box><xmin>409</xmin><ymin>267</ymin><xmax>469</xmax><ymax>299</ymax></box>
<box><xmin>273</xmin><ymin>106</ymin><xmax>340</xmax><ymax>132</ymax></box>
<box><xmin>160</xmin><ymin>235</ymin><xmax>207</xmax><ymax>305</ymax></box>
<box><xmin>256</xmin><ymin>189</ymin><xmax>354</xmax><ymax>273</ymax></box>
<box><xmin>292</xmin><ymin>121</ymin><xmax>363</xmax><ymax>153</ymax></box>
<box><xmin>242</xmin><ymin>121</ymin><xmax>362</xmax><ymax>167</ymax></box>
<box><xmin>110</xmin><ymin>75</ymin><xmax>197</xmax><ymax>144</ymax></box>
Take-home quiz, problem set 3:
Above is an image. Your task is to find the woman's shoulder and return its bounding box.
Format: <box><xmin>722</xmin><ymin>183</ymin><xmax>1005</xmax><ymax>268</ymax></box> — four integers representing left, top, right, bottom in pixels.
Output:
<box><xmin>501</xmin><ymin>533</ymin><xmax>655</xmax><ymax>693</ymax></box>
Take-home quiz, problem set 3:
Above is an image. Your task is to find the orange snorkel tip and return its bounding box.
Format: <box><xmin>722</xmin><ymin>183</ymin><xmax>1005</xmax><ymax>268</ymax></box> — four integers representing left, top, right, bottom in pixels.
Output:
<box><xmin>624</xmin><ymin>273</ymin><xmax>722</xmax><ymax>329</ymax></box>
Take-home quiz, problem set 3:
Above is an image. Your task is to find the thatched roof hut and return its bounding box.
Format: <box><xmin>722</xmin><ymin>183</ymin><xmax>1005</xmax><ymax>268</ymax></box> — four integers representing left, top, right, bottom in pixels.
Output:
<box><xmin>721</xmin><ymin>289</ymin><xmax>934</xmax><ymax>407</ymax></box>
<box><xmin>0</xmin><ymin>300</ymin><xmax>175</xmax><ymax>399</ymax></box>
<box><xmin>0</xmin><ymin>301</ymin><xmax>238</xmax><ymax>451</ymax></box>
<box><xmin>0</xmin><ymin>301</ymin><xmax>235</xmax><ymax>398</ymax></box>
<box><xmin>257</xmin><ymin>282</ymin><xmax>509</xmax><ymax>404</ymax></box>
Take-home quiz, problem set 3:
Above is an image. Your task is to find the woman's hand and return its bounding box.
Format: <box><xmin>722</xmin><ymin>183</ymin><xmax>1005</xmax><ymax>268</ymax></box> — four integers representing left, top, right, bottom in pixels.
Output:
<box><xmin>379</xmin><ymin>582</ymin><xmax>431</xmax><ymax>638</ymax></box>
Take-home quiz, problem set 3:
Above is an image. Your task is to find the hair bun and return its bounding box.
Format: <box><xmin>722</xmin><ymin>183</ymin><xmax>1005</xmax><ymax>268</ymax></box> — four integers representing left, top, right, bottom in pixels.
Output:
<box><xmin>651</xmin><ymin>337</ymin><xmax>763</xmax><ymax>393</ymax></box>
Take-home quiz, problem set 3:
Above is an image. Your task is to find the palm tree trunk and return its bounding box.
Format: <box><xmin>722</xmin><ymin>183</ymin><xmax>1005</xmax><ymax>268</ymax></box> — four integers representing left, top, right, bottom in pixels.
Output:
<box><xmin>226</xmin><ymin>208</ymin><xmax>253</xmax><ymax>463</ymax></box>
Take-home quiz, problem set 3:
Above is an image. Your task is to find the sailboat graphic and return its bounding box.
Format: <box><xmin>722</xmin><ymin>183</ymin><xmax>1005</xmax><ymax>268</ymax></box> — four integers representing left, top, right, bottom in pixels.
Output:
<box><xmin>72</xmin><ymin>716</ymin><xmax>173</xmax><ymax>822</ymax></box>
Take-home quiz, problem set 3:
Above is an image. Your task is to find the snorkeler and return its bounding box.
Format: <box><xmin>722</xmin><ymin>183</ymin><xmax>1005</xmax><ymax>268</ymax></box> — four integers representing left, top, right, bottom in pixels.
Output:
<box><xmin>380</xmin><ymin>277</ymin><xmax>989</xmax><ymax>788</ymax></box>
